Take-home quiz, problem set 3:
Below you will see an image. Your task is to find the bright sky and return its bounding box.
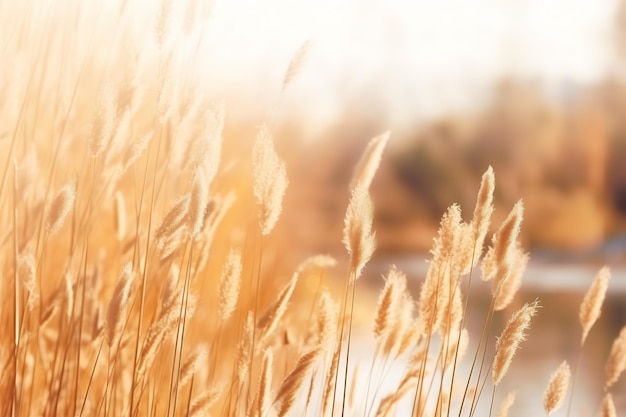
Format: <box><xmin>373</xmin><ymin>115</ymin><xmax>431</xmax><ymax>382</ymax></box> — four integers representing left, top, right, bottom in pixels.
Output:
<box><xmin>193</xmin><ymin>0</ymin><xmax>619</xmax><ymax>128</ymax></box>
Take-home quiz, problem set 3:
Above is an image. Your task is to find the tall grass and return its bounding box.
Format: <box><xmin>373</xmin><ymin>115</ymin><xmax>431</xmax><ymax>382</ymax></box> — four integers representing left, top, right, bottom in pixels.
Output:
<box><xmin>0</xmin><ymin>1</ymin><xmax>625</xmax><ymax>417</ymax></box>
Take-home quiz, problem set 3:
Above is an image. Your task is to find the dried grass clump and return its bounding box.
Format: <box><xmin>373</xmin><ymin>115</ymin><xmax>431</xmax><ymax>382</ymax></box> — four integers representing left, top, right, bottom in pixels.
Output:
<box><xmin>2</xmin><ymin>2</ymin><xmax>626</xmax><ymax>416</ymax></box>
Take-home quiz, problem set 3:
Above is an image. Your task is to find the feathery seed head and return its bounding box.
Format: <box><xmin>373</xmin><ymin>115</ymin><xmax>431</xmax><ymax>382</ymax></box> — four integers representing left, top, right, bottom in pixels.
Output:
<box><xmin>543</xmin><ymin>360</ymin><xmax>571</xmax><ymax>414</ymax></box>
<box><xmin>350</xmin><ymin>131</ymin><xmax>391</xmax><ymax>191</ymax></box>
<box><xmin>47</xmin><ymin>179</ymin><xmax>77</xmax><ymax>235</ymax></box>
<box><xmin>580</xmin><ymin>266</ymin><xmax>611</xmax><ymax>345</ymax></box>
<box><xmin>342</xmin><ymin>185</ymin><xmax>376</xmax><ymax>280</ymax></box>
<box><xmin>218</xmin><ymin>248</ymin><xmax>242</xmax><ymax>321</ymax></box>
<box><xmin>492</xmin><ymin>300</ymin><xmax>540</xmax><ymax>385</ymax></box>
<box><xmin>252</xmin><ymin>124</ymin><xmax>288</xmax><ymax>235</ymax></box>
<box><xmin>605</xmin><ymin>324</ymin><xmax>626</xmax><ymax>389</ymax></box>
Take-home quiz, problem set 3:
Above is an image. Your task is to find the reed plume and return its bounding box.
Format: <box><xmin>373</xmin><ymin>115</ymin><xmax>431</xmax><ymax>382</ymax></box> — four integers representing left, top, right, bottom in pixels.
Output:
<box><xmin>543</xmin><ymin>360</ymin><xmax>570</xmax><ymax>414</ymax></box>
<box><xmin>218</xmin><ymin>248</ymin><xmax>242</xmax><ymax>321</ymax></box>
<box><xmin>105</xmin><ymin>263</ymin><xmax>134</xmax><ymax>349</ymax></box>
<box><xmin>89</xmin><ymin>86</ymin><xmax>117</xmax><ymax>158</ymax></box>
<box><xmin>188</xmin><ymin>168</ymin><xmax>209</xmax><ymax>239</ymax></box>
<box><xmin>601</xmin><ymin>393</ymin><xmax>616</xmax><ymax>417</ymax></box>
<box><xmin>257</xmin><ymin>273</ymin><xmax>298</xmax><ymax>347</ymax></box>
<box><xmin>47</xmin><ymin>179</ymin><xmax>77</xmax><ymax>234</ymax></box>
<box><xmin>350</xmin><ymin>131</ymin><xmax>391</xmax><ymax>191</ymax></box>
<box><xmin>282</xmin><ymin>39</ymin><xmax>312</xmax><ymax>89</ymax></box>
<box><xmin>252</xmin><ymin>124</ymin><xmax>288</xmax><ymax>236</ymax></box>
<box><xmin>342</xmin><ymin>185</ymin><xmax>376</xmax><ymax>279</ymax></box>
<box><xmin>188</xmin><ymin>389</ymin><xmax>221</xmax><ymax>417</ymax></box>
<box><xmin>17</xmin><ymin>252</ymin><xmax>38</xmax><ymax>311</ymax></box>
<box><xmin>497</xmin><ymin>392</ymin><xmax>516</xmax><ymax>417</ymax></box>
<box><xmin>374</xmin><ymin>265</ymin><xmax>406</xmax><ymax>342</ymax></box>
<box><xmin>580</xmin><ymin>266</ymin><xmax>610</xmax><ymax>345</ymax></box>
<box><xmin>494</xmin><ymin>247</ymin><xmax>528</xmax><ymax>311</ymax></box>
<box><xmin>465</xmin><ymin>165</ymin><xmax>495</xmax><ymax>272</ymax></box>
<box><xmin>274</xmin><ymin>347</ymin><xmax>321</xmax><ymax>417</ymax></box>
<box><xmin>492</xmin><ymin>300</ymin><xmax>540</xmax><ymax>385</ymax></box>
<box><xmin>605</xmin><ymin>324</ymin><xmax>626</xmax><ymax>390</ymax></box>
<box><xmin>418</xmin><ymin>204</ymin><xmax>463</xmax><ymax>333</ymax></box>
<box><xmin>252</xmin><ymin>348</ymin><xmax>274</xmax><ymax>417</ymax></box>
<box><xmin>316</xmin><ymin>289</ymin><xmax>338</xmax><ymax>349</ymax></box>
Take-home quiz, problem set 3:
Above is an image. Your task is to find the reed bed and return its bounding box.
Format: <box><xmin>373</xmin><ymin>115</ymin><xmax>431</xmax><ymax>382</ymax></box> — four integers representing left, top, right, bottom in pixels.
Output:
<box><xmin>0</xmin><ymin>1</ymin><xmax>624</xmax><ymax>416</ymax></box>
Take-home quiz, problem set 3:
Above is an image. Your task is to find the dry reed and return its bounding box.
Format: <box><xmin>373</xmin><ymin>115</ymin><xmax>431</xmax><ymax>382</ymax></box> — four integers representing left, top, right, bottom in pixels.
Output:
<box><xmin>2</xmin><ymin>3</ymin><xmax>625</xmax><ymax>415</ymax></box>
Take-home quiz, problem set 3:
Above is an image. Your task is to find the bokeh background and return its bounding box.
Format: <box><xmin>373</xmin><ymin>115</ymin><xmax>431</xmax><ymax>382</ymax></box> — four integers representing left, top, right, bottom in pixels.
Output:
<box><xmin>203</xmin><ymin>0</ymin><xmax>626</xmax><ymax>414</ymax></box>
